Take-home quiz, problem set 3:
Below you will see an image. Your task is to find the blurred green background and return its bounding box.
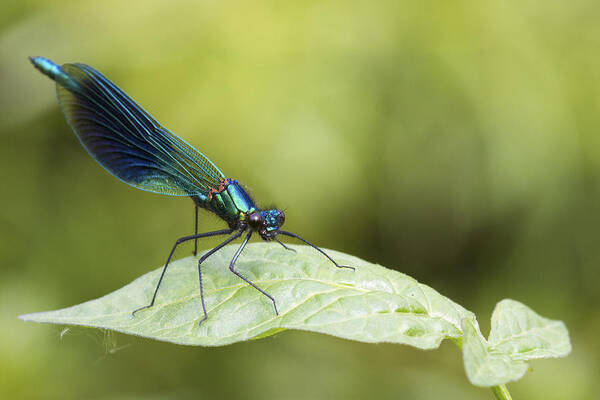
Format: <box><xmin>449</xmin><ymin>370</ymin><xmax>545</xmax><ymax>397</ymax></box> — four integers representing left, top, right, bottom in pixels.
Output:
<box><xmin>1</xmin><ymin>0</ymin><xmax>598</xmax><ymax>399</ymax></box>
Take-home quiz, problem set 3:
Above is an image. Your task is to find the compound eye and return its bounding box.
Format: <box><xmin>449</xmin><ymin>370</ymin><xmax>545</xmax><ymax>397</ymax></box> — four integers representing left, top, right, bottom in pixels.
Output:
<box><xmin>248</xmin><ymin>212</ymin><xmax>261</xmax><ymax>225</ymax></box>
<box><xmin>276</xmin><ymin>210</ymin><xmax>285</xmax><ymax>225</ymax></box>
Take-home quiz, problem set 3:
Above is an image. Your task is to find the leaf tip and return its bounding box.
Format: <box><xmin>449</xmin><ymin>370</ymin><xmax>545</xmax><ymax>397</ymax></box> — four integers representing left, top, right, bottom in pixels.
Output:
<box><xmin>18</xmin><ymin>313</ymin><xmax>33</xmax><ymax>322</ymax></box>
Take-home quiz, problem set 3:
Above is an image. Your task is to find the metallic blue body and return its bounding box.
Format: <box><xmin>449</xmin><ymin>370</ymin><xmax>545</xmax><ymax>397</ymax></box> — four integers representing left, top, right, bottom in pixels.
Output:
<box><xmin>29</xmin><ymin>56</ymin><xmax>283</xmax><ymax>233</ymax></box>
<box><xmin>30</xmin><ymin>56</ymin><xmax>351</xmax><ymax>326</ymax></box>
<box><xmin>30</xmin><ymin>57</ymin><xmax>225</xmax><ymax>197</ymax></box>
<box><xmin>192</xmin><ymin>179</ymin><xmax>258</xmax><ymax>229</ymax></box>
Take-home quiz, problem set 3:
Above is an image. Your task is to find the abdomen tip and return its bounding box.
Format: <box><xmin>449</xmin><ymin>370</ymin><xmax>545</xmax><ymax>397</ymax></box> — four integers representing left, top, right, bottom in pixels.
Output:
<box><xmin>29</xmin><ymin>56</ymin><xmax>62</xmax><ymax>81</ymax></box>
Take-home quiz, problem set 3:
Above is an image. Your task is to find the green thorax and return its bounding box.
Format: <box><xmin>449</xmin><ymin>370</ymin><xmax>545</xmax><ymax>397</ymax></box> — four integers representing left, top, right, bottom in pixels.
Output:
<box><xmin>192</xmin><ymin>179</ymin><xmax>257</xmax><ymax>228</ymax></box>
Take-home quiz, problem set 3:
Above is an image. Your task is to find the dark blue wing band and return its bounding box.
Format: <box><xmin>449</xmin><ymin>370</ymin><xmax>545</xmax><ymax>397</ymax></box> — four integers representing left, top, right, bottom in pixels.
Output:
<box><xmin>50</xmin><ymin>61</ymin><xmax>225</xmax><ymax>196</ymax></box>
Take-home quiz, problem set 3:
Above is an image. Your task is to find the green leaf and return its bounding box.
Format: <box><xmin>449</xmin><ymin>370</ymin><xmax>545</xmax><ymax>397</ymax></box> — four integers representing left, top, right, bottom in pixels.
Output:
<box><xmin>20</xmin><ymin>243</ymin><xmax>473</xmax><ymax>348</ymax></box>
<box><xmin>488</xmin><ymin>299</ymin><xmax>572</xmax><ymax>360</ymax></box>
<box><xmin>462</xmin><ymin>318</ymin><xmax>529</xmax><ymax>387</ymax></box>
<box><xmin>462</xmin><ymin>299</ymin><xmax>571</xmax><ymax>387</ymax></box>
<box><xmin>19</xmin><ymin>243</ymin><xmax>571</xmax><ymax>390</ymax></box>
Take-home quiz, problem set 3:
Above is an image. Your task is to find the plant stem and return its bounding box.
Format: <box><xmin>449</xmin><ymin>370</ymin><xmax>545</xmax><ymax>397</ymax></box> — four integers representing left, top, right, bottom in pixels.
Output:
<box><xmin>491</xmin><ymin>385</ymin><xmax>512</xmax><ymax>400</ymax></box>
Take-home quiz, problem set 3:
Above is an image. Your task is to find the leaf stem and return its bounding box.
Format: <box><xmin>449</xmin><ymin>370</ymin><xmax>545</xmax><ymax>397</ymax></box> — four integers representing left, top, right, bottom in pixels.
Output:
<box><xmin>490</xmin><ymin>385</ymin><xmax>512</xmax><ymax>400</ymax></box>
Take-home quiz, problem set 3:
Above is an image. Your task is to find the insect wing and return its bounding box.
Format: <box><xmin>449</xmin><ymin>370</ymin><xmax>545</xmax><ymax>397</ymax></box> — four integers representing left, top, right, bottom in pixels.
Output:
<box><xmin>55</xmin><ymin>63</ymin><xmax>224</xmax><ymax>196</ymax></box>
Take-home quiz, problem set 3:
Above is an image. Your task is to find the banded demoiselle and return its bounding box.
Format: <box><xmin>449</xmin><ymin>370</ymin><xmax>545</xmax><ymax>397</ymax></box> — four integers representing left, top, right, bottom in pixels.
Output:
<box><xmin>30</xmin><ymin>57</ymin><xmax>353</xmax><ymax>325</ymax></box>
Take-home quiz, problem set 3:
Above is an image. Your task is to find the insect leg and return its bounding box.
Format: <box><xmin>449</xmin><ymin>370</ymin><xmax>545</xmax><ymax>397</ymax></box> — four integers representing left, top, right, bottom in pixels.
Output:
<box><xmin>132</xmin><ymin>228</ymin><xmax>234</xmax><ymax>317</ymax></box>
<box><xmin>196</xmin><ymin>228</ymin><xmax>245</xmax><ymax>326</ymax></box>
<box><xmin>274</xmin><ymin>237</ymin><xmax>296</xmax><ymax>253</ymax></box>
<box><xmin>276</xmin><ymin>230</ymin><xmax>355</xmax><ymax>270</ymax></box>
<box><xmin>193</xmin><ymin>204</ymin><xmax>199</xmax><ymax>256</ymax></box>
<box><xmin>229</xmin><ymin>230</ymin><xmax>279</xmax><ymax>315</ymax></box>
